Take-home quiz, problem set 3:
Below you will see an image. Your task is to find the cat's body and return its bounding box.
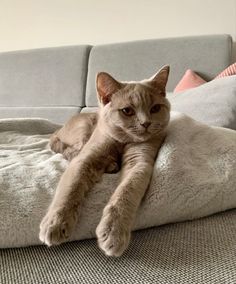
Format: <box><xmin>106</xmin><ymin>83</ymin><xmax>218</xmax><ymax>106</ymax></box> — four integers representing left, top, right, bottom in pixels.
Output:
<box><xmin>39</xmin><ymin>66</ymin><xmax>171</xmax><ymax>256</ymax></box>
<box><xmin>50</xmin><ymin>112</ymin><xmax>121</xmax><ymax>173</ymax></box>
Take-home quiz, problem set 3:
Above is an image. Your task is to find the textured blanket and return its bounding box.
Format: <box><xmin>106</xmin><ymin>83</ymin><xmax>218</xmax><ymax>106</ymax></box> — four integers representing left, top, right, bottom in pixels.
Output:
<box><xmin>0</xmin><ymin>112</ymin><xmax>236</xmax><ymax>248</ymax></box>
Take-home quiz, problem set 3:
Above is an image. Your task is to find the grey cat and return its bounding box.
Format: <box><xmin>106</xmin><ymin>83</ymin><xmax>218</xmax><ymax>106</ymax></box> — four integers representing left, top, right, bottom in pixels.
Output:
<box><xmin>39</xmin><ymin>66</ymin><xmax>171</xmax><ymax>256</ymax></box>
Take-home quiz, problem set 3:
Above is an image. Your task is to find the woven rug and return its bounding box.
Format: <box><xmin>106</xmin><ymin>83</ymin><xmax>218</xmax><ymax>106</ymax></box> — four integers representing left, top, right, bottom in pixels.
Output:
<box><xmin>1</xmin><ymin>209</ymin><xmax>236</xmax><ymax>284</ymax></box>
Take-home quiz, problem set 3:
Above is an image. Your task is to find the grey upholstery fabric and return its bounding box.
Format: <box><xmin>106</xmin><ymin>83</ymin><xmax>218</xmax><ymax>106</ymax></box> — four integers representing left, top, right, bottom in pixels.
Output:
<box><xmin>86</xmin><ymin>35</ymin><xmax>232</xmax><ymax>106</ymax></box>
<box><xmin>0</xmin><ymin>45</ymin><xmax>91</xmax><ymax>119</ymax></box>
<box><xmin>168</xmin><ymin>76</ymin><xmax>236</xmax><ymax>129</ymax></box>
<box><xmin>0</xmin><ymin>106</ymin><xmax>81</xmax><ymax>124</ymax></box>
<box><xmin>81</xmin><ymin>106</ymin><xmax>98</xmax><ymax>113</ymax></box>
<box><xmin>1</xmin><ymin>209</ymin><xmax>236</xmax><ymax>284</ymax></box>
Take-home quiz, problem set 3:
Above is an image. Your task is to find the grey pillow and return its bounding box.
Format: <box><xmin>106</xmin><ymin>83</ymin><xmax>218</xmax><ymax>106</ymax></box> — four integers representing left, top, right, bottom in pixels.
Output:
<box><xmin>168</xmin><ymin>76</ymin><xmax>236</xmax><ymax>129</ymax></box>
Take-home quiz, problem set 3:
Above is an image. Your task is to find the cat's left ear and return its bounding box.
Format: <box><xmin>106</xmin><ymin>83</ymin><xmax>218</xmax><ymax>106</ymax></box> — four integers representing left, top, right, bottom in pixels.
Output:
<box><xmin>150</xmin><ymin>65</ymin><xmax>170</xmax><ymax>95</ymax></box>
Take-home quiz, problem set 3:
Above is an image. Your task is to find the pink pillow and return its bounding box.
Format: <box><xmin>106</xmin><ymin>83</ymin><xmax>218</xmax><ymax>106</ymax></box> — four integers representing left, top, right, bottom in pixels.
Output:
<box><xmin>215</xmin><ymin>62</ymin><xmax>236</xmax><ymax>79</ymax></box>
<box><xmin>174</xmin><ymin>69</ymin><xmax>206</xmax><ymax>93</ymax></box>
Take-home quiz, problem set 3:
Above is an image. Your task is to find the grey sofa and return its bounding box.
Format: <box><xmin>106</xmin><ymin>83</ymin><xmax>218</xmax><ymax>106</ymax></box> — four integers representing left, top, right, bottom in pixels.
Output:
<box><xmin>1</xmin><ymin>35</ymin><xmax>236</xmax><ymax>284</ymax></box>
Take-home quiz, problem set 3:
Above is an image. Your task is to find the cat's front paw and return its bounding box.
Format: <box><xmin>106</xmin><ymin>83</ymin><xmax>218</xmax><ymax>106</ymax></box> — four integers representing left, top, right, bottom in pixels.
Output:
<box><xmin>96</xmin><ymin>205</ymin><xmax>131</xmax><ymax>257</ymax></box>
<box><xmin>39</xmin><ymin>209</ymin><xmax>77</xmax><ymax>246</ymax></box>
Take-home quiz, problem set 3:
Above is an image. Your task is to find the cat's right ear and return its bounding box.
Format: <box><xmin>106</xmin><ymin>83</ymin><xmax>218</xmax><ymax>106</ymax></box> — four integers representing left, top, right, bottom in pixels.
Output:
<box><xmin>96</xmin><ymin>72</ymin><xmax>122</xmax><ymax>105</ymax></box>
<box><xmin>150</xmin><ymin>65</ymin><xmax>170</xmax><ymax>95</ymax></box>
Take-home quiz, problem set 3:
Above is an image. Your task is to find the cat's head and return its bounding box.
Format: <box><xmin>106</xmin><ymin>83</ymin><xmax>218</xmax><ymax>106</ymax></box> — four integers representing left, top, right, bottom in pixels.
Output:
<box><xmin>96</xmin><ymin>66</ymin><xmax>171</xmax><ymax>143</ymax></box>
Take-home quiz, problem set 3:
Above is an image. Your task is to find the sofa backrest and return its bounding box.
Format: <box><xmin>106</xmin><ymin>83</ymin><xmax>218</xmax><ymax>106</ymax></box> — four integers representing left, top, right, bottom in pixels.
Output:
<box><xmin>0</xmin><ymin>45</ymin><xmax>91</xmax><ymax>123</ymax></box>
<box><xmin>0</xmin><ymin>35</ymin><xmax>232</xmax><ymax>123</ymax></box>
<box><xmin>86</xmin><ymin>34</ymin><xmax>232</xmax><ymax>107</ymax></box>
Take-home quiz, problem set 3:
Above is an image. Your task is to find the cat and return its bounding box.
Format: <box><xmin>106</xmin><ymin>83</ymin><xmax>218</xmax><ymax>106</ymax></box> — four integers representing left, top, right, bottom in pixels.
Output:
<box><xmin>39</xmin><ymin>65</ymin><xmax>171</xmax><ymax>257</ymax></box>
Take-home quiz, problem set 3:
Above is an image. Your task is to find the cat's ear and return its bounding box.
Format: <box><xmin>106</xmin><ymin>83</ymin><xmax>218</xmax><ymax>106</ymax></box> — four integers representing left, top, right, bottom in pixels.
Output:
<box><xmin>96</xmin><ymin>72</ymin><xmax>122</xmax><ymax>105</ymax></box>
<box><xmin>150</xmin><ymin>65</ymin><xmax>170</xmax><ymax>96</ymax></box>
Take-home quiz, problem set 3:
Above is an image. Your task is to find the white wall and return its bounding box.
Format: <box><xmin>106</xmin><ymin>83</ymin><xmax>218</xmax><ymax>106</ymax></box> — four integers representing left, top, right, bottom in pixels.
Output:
<box><xmin>0</xmin><ymin>0</ymin><xmax>236</xmax><ymax>59</ymax></box>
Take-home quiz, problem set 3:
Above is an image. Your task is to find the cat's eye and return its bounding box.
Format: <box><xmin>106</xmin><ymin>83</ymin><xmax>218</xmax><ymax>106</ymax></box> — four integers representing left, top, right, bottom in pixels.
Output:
<box><xmin>151</xmin><ymin>104</ymin><xmax>161</xmax><ymax>113</ymax></box>
<box><xmin>121</xmin><ymin>107</ymin><xmax>135</xmax><ymax>116</ymax></box>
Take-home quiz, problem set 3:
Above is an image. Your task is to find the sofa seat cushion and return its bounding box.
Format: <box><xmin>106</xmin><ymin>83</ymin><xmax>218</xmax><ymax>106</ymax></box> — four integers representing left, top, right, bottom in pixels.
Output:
<box><xmin>0</xmin><ymin>106</ymin><xmax>81</xmax><ymax>124</ymax></box>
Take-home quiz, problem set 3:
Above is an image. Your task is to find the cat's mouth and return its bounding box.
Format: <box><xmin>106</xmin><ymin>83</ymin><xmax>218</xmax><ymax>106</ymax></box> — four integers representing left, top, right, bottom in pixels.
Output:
<box><xmin>134</xmin><ymin>129</ymin><xmax>152</xmax><ymax>139</ymax></box>
<box><xmin>141</xmin><ymin>129</ymin><xmax>151</xmax><ymax>135</ymax></box>
<box><xmin>138</xmin><ymin>127</ymin><xmax>164</xmax><ymax>138</ymax></box>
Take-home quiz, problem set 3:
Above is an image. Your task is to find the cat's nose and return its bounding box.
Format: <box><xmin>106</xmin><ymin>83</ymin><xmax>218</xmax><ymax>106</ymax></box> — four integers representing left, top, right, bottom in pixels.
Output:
<box><xmin>141</xmin><ymin>122</ymin><xmax>151</xmax><ymax>128</ymax></box>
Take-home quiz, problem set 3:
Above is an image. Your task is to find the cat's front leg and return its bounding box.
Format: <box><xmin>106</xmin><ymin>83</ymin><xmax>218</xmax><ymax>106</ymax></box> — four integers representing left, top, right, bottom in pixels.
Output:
<box><xmin>39</xmin><ymin>132</ymin><xmax>117</xmax><ymax>246</ymax></box>
<box><xmin>96</xmin><ymin>141</ymin><xmax>161</xmax><ymax>256</ymax></box>
<box><xmin>39</xmin><ymin>204</ymin><xmax>78</xmax><ymax>246</ymax></box>
<box><xmin>39</xmin><ymin>154</ymin><xmax>99</xmax><ymax>246</ymax></box>
<box><xmin>96</xmin><ymin>202</ymin><xmax>132</xmax><ymax>256</ymax></box>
